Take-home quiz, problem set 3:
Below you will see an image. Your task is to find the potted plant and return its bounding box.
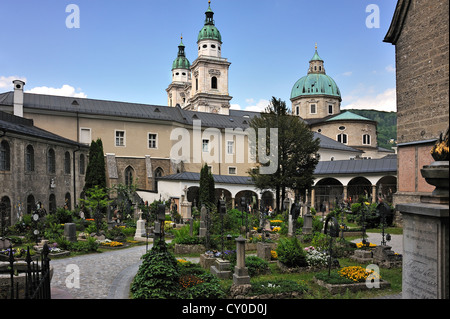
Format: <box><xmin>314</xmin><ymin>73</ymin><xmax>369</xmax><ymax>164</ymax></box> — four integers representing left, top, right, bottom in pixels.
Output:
<box><xmin>421</xmin><ymin>128</ymin><xmax>449</xmax><ymax>197</ymax></box>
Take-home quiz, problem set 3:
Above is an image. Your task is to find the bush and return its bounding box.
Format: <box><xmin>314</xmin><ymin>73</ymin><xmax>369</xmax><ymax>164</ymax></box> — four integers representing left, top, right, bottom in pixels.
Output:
<box><xmin>131</xmin><ymin>241</ymin><xmax>181</xmax><ymax>299</ymax></box>
<box><xmin>250</xmin><ymin>279</ymin><xmax>308</xmax><ymax>296</ymax></box>
<box><xmin>276</xmin><ymin>237</ymin><xmax>307</xmax><ymax>268</ymax></box>
<box><xmin>245</xmin><ymin>256</ymin><xmax>270</xmax><ymax>277</ymax></box>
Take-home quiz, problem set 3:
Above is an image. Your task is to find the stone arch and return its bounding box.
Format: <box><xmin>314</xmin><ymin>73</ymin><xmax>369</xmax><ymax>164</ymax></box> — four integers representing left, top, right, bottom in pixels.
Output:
<box><xmin>347</xmin><ymin>176</ymin><xmax>372</xmax><ymax>203</ymax></box>
<box><xmin>314</xmin><ymin>178</ymin><xmax>344</xmax><ymax>213</ymax></box>
<box><xmin>376</xmin><ymin>175</ymin><xmax>397</xmax><ymax>204</ymax></box>
<box><xmin>235</xmin><ymin>190</ymin><xmax>259</xmax><ymax>211</ymax></box>
<box><xmin>124</xmin><ymin>165</ymin><xmax>135</xmax><ymax>187</ymax></box>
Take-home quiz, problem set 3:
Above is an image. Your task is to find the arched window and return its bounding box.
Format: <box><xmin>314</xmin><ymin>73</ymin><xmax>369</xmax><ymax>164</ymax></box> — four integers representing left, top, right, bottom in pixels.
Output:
<box><xmin>64</xmin><ymin>193</ymin><xmax>71</xmax><ymax>210</ymax></box>
<box><xmin>49</xmin><ymin>194</ymin><xmax>56</xmax><ymax>214</ymax></box>
<box><xmin>196</xmin><ymin>78</ymin><xmax>198</xmax><ymax>91</ymax></box>
<box><xmin>363</xmin><ymin>134</ymin><xmax>371</xmax><ymax>145</ymax></box>
<box><xmin>27</xmin><ymin>194</ymin><xmax>35</xmax><ymax>214</ymax></box>
<box><xmin>79</xmin><ymin>154</ymin><xmax>85</xmax><ymax>175</ymax></box>
<box><xmin>211</xmin><ymin>77</ymin><xmax>218</xmax><ymax>89</ymax></box>
<box><xmin>64</xmin><ymin>151</ymin><xmax>71</xmax><ymax>174</ymax></box>
<box><xmin>153</xmin><ymin>167</ymin><xmax>164</xmax><ymax>192</ymax></box>
<box><xmin>0</xmin><ymin>196</ymin><xmax>11</xmax><ymax>227</ymax></box>
<box><xmin>125</xmin><ymin>166</ymin><xmax>134</xmax><ymax>187</ymax></box>
<box><xmin>0</xmin><ymin>141</ymin><xmax>10</xmax><ymax>171</ymax></box>
<box><xmin>47</xmin><ymin>148</ymin><xmax>56</xmax><ymax>173</ymax></box>
<box><xmin>26</xmin><ymin>145</ymin><xmax>35</xmax><ymax>172</ymax></box>
<box><xmin>337</xmin><ymin>133</ymin><xmax>348</xmax><ymax>144</ymax></box>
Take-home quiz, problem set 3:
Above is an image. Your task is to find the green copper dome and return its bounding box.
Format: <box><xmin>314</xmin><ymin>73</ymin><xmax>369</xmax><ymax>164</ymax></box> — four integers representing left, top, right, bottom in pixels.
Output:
<box><xmin>172</xmin><ymin>38</ymin><xmax>191</xmax><ymax>70</ymax></box>
<box><xmin>197</xmin><ymin>2</ymin><xmax>222</xmax><ymax>43</ymax></box>
<box><xmin>291</xmin><ymin>73</ymin><xmax>341</xmax><ymax>100</ymax></box>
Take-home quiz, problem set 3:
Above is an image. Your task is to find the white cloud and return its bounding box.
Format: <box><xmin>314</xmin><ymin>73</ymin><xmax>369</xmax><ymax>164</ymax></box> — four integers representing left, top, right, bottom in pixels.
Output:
<box><xmin>26</xmin><ymin>84</ymin><xmax>87</xmax><ymax>98</ymax></box>
<box><xmin>342</xmin><ymin>88</ymin><xmax>397</xmax><ymax>112</ymax></box>
<box><xmin>342</xmin><ymin>71</ymin><xmax>353</xmax><ymax>76</ymax></box>
<box><xmin>0</xmin><ymin>75</ymin><xmax>27</xmax><ymax>90</ymax></box>
<box><xmin>385</xmin><ymin>65</ymin><xmax>396</xmax><ymax>73</ymax></box>
<box><xmin>233</xmin><ymin>99</ymin><xmax>271</xmax><ymax>113</ymax></box>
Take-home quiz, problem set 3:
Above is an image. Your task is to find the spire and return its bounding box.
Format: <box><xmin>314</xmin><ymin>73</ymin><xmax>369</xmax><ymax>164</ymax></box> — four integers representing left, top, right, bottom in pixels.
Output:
<box><xmin>178</xmin><ymin>34</ymin><xmax>185</xmax><ymax>57</ymax></box>
<box><xmin>311</xmin><ymin>43</ymin><xmax>323</xmax><ymax>62</ymax></box>
<box><xmin>205</xmin><ymin>0</ymin><xmax>215</xmax><ymax>25</ymax></box>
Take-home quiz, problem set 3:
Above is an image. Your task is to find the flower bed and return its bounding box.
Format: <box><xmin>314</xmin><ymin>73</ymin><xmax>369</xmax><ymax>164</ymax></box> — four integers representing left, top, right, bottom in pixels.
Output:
<box><xmin>100</xmin><ymin>239</ymin><xmax>124</xmax><ymax>248</ymax></box>
<box><xmin>314</xmin><ymin>266</ymin><xmax>390</xmax><ymax>294</ymax></box>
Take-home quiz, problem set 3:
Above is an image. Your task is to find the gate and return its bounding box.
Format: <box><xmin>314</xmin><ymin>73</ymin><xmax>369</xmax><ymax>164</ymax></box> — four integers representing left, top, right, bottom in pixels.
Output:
<box><xmin>4</xmin><ymin>243</ymin><xmax>51</xmax><ymax>299</ymax></box>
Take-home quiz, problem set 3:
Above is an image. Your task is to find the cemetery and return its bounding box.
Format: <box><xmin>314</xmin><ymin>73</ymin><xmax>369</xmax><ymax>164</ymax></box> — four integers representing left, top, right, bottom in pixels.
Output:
<box><xmin>1</xmin><ymin>134</ymin><xmax>447</xmax><ymax>299</ymax></box>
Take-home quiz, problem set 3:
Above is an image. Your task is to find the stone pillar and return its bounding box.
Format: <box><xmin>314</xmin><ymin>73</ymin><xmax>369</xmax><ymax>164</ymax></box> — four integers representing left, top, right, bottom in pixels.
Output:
<box><xmin>343</xmin><ymin>186</ymin><xmax>348</xmax><ymax>200</ymax></box>
<box><xmin>372</xmin><ymin>185</ymin><xmax>377</xmax><ymax>203</ymax></box>
<box><xmin>311</xmin><ymin>187</ymin><xmax>316</xmax><ymax>208</ymax></box>
<box><xmin>396</xmin><ymin>161</ymin><xmax>449</xmax><ymax>300</ymax></box>
<box><xmin>397</xmin><ymin>200</ymin><xmax>449</xmax><ymax>299</ymax></box>
<box><xmin>233</xmin><ymin>236</ymin><xmax>251</xmax><ymax>285</ymax></box>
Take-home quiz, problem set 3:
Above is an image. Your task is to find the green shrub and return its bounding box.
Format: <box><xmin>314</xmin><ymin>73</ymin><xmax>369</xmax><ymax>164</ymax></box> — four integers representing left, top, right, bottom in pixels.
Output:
<box><xmin>245</xmin><ymin>256</ymin><xmax>270</xmax><ymax>277</ymax></box>
<box><xmin>276</xmin><ymin>237</ymin><xmax>307</xmax><ymax>268</ymax></box>
<box><xmin>131</xmin><ymin>241</ymin><xmax>181</xmax><ymax>299</ymax></box>
<box><xmin>250</xmin><ymin>279</ymin><xmax>308</xmax><ymax>296</ymax></box>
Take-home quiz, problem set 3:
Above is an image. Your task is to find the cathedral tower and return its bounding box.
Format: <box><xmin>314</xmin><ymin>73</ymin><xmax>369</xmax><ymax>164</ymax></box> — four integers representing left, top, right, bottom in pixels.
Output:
<box><xmin>186</xmin><ymin>1</ymin><xmax>232</xmax><ymax>115</ymax></box>
<box><xmin>166</xmin><ymin>36</ymin><xmax>191</xmax><ymax>107</ymax></box>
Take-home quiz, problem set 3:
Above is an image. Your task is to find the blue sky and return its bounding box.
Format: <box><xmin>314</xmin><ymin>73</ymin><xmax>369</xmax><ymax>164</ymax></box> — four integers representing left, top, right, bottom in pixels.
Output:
<box><xmin>0</xmin><ymin>0</ymin><xmax>398</xmax><ymax>112</ymax></box>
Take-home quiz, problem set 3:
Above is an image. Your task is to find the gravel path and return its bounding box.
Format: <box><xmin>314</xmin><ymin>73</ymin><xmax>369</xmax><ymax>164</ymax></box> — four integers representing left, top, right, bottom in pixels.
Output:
<box><xmin>50</xmin><ymin>245</ymin><xmax>148</xmax><ymax>299</ymax></box>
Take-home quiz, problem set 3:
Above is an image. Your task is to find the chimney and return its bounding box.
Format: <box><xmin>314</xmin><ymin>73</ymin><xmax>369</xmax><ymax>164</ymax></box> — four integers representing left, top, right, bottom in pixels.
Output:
<box><xmin>13</xmin><ymin>80</ymin><xmax>25</xmax><ymax>117</ymax></box>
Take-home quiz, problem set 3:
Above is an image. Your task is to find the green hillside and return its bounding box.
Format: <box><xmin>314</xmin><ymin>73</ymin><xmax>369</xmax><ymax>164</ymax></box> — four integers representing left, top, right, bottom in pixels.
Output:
<box><xmin>348</xmin><ymin>109</ymin><xmax>397</xmax><ymax>150</ymax></box>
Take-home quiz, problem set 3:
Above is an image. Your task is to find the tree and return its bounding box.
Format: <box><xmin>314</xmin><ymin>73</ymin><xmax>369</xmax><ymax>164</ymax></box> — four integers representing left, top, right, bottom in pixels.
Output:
<box><xmin>248</xmin><ymin>97</ymin><xmax>320</xmax><ymax>211</ymax></box>
<box><xmin>84</xmin><ymin>138</ymin><xmax>106</xmax><ymax>191</ymax></box>
<box><xmin>80</xmin><ymin>185</ymin><xmax>112</xmax><ymax>234</ymax></box>
<box><xmin>199</xmin><ymin>163</ymin><xmax>215</xmax><ymax>208</ymax></box>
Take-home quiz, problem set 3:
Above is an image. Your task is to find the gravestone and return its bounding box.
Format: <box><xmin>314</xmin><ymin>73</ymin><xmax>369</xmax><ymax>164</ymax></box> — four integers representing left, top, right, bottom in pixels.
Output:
<box><xmin>210</xmin><ymin>259</ymin><xmax>232</xmax><ymax>279</ymax></box>
<box><xmin>64</xmin><ymin>223</ymin><xmax>77</xmax><ymax>242</ymax></box>
<box><xmin>233</xmin><ymin>236</ymin><xmax>251</xmax><ymax>285</ymax></box>
<box><xmin>288</xmin><ymin>214</ymin><xmax>293</xmax><ymax>237</ymax></box>
<box><xmin>134</xmin><ymin>210</ymin><xmax>146</xmax><ymax>239</ymax></box>
<box><xmin>302</xmin><ymin>213</ymin><xmax>313</xmax><ymax>235</ymax></box>
<box><xmin>199</xmin><ymin>205</ymin><xmax>207</xmax><ymax>238</ymax></box>
<box><xmin>0</xmin><ymin>238</ymin><xmax>11</xmax><ymax>250</ymax></box>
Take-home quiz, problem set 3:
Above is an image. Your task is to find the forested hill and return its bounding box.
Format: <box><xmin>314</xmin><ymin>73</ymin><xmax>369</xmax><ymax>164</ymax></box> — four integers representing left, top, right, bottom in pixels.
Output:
<box><xmin>348</xmin><ymin>109</ymin><xmax>397</xmax><ymax>150</ymax></box>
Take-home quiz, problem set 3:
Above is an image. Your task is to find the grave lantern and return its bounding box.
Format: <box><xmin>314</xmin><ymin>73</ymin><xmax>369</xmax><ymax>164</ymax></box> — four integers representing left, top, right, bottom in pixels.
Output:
<box><xmin>377</xmin><ymin>202</ymin><xmax>392</xmax><ymax>246</ymax></box>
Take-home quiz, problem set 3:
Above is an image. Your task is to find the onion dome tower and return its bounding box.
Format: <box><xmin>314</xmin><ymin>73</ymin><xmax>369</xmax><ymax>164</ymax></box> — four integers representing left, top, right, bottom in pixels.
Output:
<box><xmin>291</xmin><ymin>44</ymin><xmax>342</xmax><ymax>119</ymax></box>
<box><xmin>166</xmin><ymin>36</ymin><xmax>191</xmax><ymax>107</ymax></box>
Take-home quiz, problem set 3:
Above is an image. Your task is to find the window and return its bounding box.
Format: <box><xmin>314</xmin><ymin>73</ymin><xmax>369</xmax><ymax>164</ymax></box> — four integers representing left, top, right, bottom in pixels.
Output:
<box><xmin>115</xmin><ymin>130</ymin><xmax>125</xmax><ymax>147</ymax></box>
<box><xmin>125</xmin><ymin>166</ymin><xmax>134</xmax><ymax>187</ymax></box>
<box><xmin>228</xmin><ymin>167</ymin><xmax>237</xmax><ymax>175</ymax></box>
<box><xmin>211</xmin><ymin>44</ymin><xmax>216</xmax><ymax>49</ymax></box>
<box><xmin>47</xmin><ymin>148</ymin><xmax>56</xmax><ymax>174</ymax></box>
<box><xmin>148</xmin><ymin>133</ymin><xmax>158</xmax><ymax>149</ymax></box>
<box><xmin>337</xmin><ymin>133</ymin><xmax>348</xmax><ymax>144</ymax></box>
<box><xmin>79</xmin><ymin>154</ymin><xmax>85</xmax><ymax>175</ymax></box>
<box><xmin>339</xmin><ymin>126</ymin><xmax>346</xmax><ymax>131</ymax></box>
<box><xmin>328</xmin><ymin>104</ymin><xmax>333</xmax><ymax>114</ymax></box>
<box><xmin>211</xmin><ymin>76</ymin><xmax>218</xmax><ymax>89</ymax></box>
<box><xmin>296</xmin><ymin>106</ymin><xmax>299</xmax><ymax>115</ymax></box>
<box><xmin>80</xmin><ymin>128</ymin><xmax>91</xmax><ymax>145</ymax></box>
<box><xmin>310</xmin><ymin>104</ymin><xmax>317</xmax><ymax>114</ymax></box>
<box><xmin>64</xmin><ymin>193</ymin><xmax>71</xmax><ymax>210</ymax></box>
<box><xmin>202</xmin><ymin>139</ymin><xmax>209</xmax><ymax>152</ymax></box>
<box><xmin>227</xmin><ymin>140</ymin><xmax>234</xmax><ymax>155</ymax></box>
<box><xmin>363</xmin><ymin>134</ymin><xmax>371</xmax><ymax>145</ymax></box>
<box><xmin>27</xmin><ymin>194</ymin><xmax>35</xmax><ymax>214</ymax></box>
<box><xmin>196</xmin><ymin>78</ymin><xmax>198</xmax><ymax>91</ymax></box>
<box><xmin>64</xmin><ymin>151</ymin><xmax>71</xmax><ymax>174</ymax></box>
<box><xmin>0</xmin><ymin>141</ymin><xmax>10</xmax><ymax>171</ymax></box>
<box><xmin>0</xmin><ymin>196</ymin><xmax>11</xmax><ymax>226</ymax></box>
<box><xmin>26</xmin><ymin>145</ymin><xmax>35</xmax><ymax>172</ymax></box>
<box><xmin>49</xmin><ymin>194</ymin><xmax>56</xmax><ymax>214</ymax></box>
